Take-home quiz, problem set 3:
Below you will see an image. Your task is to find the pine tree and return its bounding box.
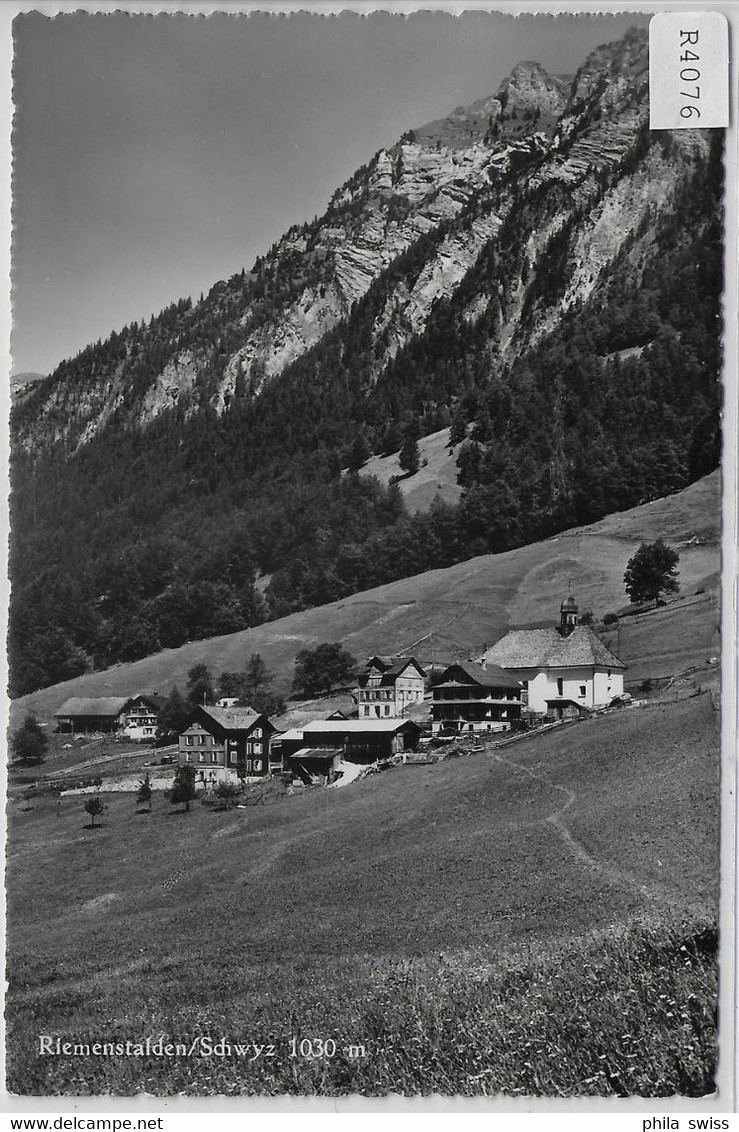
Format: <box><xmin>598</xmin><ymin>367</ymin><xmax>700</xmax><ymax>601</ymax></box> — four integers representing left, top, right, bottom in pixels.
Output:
<box><xmin>170</xmin><ymin>764</ymin><xmax>197</xmax><ymax>812</ymax></box>
<box><xmin>157</xmin><ymin>686</ymin><xmax>191</xmax><ymax>738</ymax></box>
<box><xmin>186</xmin><ymin>663</ymin><xmax>214</xmax><ymax>706</ymax></box>
<box><xmin>398</xmin><ymin>434</ymin><xmax>420</xmax><ymax>475</ymax></box>
<box><xmin>12</xmin><ymin>713</ymin><xmax>48</xmax><ymax>764</ymax></box>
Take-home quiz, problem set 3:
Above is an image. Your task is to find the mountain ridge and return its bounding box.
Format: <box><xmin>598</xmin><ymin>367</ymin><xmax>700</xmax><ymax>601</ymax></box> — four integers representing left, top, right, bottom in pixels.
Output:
<box><xmin>10</xmin><ymin>25</ymin><xmax>723</xmax><ymax>696</ymax></box>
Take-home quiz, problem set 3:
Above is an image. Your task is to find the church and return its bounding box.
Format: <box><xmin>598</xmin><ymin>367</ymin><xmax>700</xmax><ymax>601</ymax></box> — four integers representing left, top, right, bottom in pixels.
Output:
<box><xmin>479</xmin><ymin>595</ymin><xmax>626</xmax><ymax>717</ymax></box>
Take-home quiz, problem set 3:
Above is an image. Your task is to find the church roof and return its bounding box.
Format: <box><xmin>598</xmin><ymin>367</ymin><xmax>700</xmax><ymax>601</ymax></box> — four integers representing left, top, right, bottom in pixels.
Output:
<box><xmin>481</xmin><ymin>626</ymin><xmax>626</xmax><ymax>671</ymax></box>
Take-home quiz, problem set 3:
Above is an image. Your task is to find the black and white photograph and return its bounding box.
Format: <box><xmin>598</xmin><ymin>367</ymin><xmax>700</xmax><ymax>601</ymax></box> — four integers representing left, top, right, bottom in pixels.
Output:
<box><xmin>4</xmin><ymin>2</ymin><xmax>735</xmax><ymax>1105</ymax></box>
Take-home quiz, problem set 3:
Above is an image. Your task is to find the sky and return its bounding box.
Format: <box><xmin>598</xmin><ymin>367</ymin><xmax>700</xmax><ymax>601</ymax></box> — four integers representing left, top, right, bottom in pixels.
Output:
<box><xmin>11</xmin><ymin>8</ymin><xmax>650</xmax><ymax>377</ymax></box>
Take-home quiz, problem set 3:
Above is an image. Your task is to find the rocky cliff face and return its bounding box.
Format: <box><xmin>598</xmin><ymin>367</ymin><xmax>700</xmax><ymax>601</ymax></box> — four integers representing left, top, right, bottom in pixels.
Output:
<box><xmin>10</xmin><ymin>25</ymin><xmax>723</xmax><ymax>698</ymax></box>
<box><xmin>15</xmin><ymin>26</ymin><xmax>689</xmax><ymax>455</ymax></box>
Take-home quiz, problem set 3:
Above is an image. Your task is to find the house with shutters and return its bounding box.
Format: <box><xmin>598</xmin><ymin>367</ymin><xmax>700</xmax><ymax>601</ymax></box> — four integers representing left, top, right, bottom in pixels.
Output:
<box><xmin>430</xmin><ymin>662</ymin><xmax>522</xmax><ymax>736</ymax></box>
<box><xmin>479</xmin><ymin>594</ymin><xmax>626</xmax><ymax>717</ymax></box>
<box><xmin>121</xmin><ymin>693</ymin><xmax>163</xmax><ymax>741</ymax></box>
<box><xmin>356</xmin><ymin>656</ymin><xmax>426</xmax><ymax>718</ymax></box>
<box><xmin>178</xmin><ymin>704</ymin><xmax>277</xmax><ymax>785</ymax></box>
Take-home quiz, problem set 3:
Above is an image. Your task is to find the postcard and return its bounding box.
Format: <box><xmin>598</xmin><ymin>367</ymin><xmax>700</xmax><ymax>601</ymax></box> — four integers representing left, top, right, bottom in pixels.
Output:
<box><xmin>4</xmin><ymin>1</ymin><xmax>736</xmax><ymax>1113</ymax></box>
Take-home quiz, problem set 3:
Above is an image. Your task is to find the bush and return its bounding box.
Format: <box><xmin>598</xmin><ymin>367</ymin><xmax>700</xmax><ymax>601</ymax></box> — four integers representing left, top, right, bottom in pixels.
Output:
<box><xmin>603</xmin><ymin>612</ymin><xmax>618</xmax><ymax>625</ymax></box>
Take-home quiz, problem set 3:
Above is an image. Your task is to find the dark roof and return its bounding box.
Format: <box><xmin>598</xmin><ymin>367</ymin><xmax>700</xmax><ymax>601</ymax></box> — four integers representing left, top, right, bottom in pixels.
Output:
<box><xmin>482</xmin><ymin>626</ymin><xmax>626</xmax><ymax>670</ymax></box>
<box><xmin>439</xmin><ymin>662</ymin><xmax>521</xmax><ymax>690</ymax></box>
<box><xmin>382</xmin><ymin>657</ymin><xmax>425</xmax><ymax>678</ymax></box>
<box><xmin>303</xmin><ymin>719</ymin><xmax>420</xmax><ymax>735</ymax></box>
<box><xmin>197</xmin><ymin>705</ymin><xmax>262</xmax><ymax>731</ymax></box>
<box><xmin>291</xmin><ymin>747</ymin><xmax>343</xmax><ymax>761</ymax></box>
<box><xmin>130</xmin><ymin>692</ymin><xmax>164</xmax><ymax>710</ymax></box>
<box><xmin>561</xmin><ymin>595</ymin><xmax>578</xmax><ymax>611</ymax></box>
<box><xmin>360</xmin><ymin>656</ymin><xmax>426</xmax><ymax>686</ymax></box>
<box><xmin>55</xmin><ymin>696</ymin><xmax>131</xmax><ymax>718</ymax></box>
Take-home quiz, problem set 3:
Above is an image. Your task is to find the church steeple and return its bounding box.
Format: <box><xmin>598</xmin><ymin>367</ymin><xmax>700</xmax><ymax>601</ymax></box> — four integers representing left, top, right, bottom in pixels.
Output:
<box><xmin>559</xmin><ymin>588</ymin><xmax>578</xmax><ymax>636</ymax></box>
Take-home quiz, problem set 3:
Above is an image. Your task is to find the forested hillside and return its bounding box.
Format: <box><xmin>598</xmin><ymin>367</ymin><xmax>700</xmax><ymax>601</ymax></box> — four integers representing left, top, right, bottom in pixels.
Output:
<box><xmin>10</xmin><ymin>28</ymin><xmax>722</xmax><ymax>696</ymax></box>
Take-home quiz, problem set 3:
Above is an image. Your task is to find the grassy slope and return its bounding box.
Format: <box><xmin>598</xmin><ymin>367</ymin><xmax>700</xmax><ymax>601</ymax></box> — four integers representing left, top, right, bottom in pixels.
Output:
<box><xmin>6</xmin><ymin>693</ymin><xmax>719</xmax><ymax>1094</ymax></box>
<box><xmin>13</xmin><ymin>471</ymin><xmax>720</xmax><ymax>728</ymax></box>
<box><xmin>358</xmin><ymin>427</ymin><xmax>464</xmax><ymax>513</ymax></box>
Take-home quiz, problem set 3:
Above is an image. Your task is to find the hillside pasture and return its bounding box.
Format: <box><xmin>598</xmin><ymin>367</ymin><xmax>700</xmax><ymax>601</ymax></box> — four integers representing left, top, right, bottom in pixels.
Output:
<box><xmin>11</xmin><ymin>472</ymin><xmax>721</xmax><ymax>730</ymax></box>
<box><xmin>358</xmin><ymin>426</ymin><xmax>463</xmax><ymax>513</ymax></box>
<box><xmin>6</xmin><ymin>694</ymin><xmax>720</xmax><ymax>1095</ymax></box>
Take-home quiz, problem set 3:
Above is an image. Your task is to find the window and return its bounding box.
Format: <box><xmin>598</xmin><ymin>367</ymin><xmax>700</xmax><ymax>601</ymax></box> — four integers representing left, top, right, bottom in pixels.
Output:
<box><xmin>185</xmin><ymin>752</ymin><xmax>191</xmax><ymax>762</ymax></box>
<box><xmin>384</xmin><ymin>705</ymin><xmax>390</xmax><ymax>716</ymax></box>
<box><xmin>198</xmin><ymin>735</ymin><xmax>206</xmax><ymax>746</ymax></box>
<box><xmin>198</xmin><ymin>753</ymin><xmax>205</xmax><ymax>763</ymax></box>
<box><xmin>185</xmin><ymin>736</ymin><xmax>193</xmax><ymax>746</ymax></box>
<box><xmin>253</xmin><ymin>728</ymin><xmax>262</xmax><ymax>738</ymax></box>
<box><xmin>253</xmin><ymin>742</ymin><xmax>262</xmax><ymax>754</ymax></box>
<box><xmin>254</xmin><ymin>760</ymin><xmax>262</xmax><ymax>772</ymax></box>
<box><xmin>210</xmin><ymin>752</ymin><xmax>218</xmax><ymax>763</ymax></box>
<box><xmin>557</xmin><ymin>678</ymin><xmax>564</xmax><ymax>696</ymax></box>
<box><xmin>245</xmin><ymin>760</ymin><xmax>252</xmax><ymax>773</ymax></box>
<box><xmin>579</xmin><ymin>685</ymin><xmax>586</xmax><ymax>697</ymax></box>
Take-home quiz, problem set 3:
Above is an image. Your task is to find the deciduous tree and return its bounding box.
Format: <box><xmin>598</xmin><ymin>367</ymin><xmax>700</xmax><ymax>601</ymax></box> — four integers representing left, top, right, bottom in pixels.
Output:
<box><xmin>624</xmin><ymin>539</ymin><xmax>680</xmax><ymax>606</ymax></box>
<box><xmin>84</xmin><ymin>796</ymin><xmax>105</xmax><ymax>828</ymax></box>
<box><xmin>292</xmin><ymin>642</ymin><xmax>358</xmax><ymax>697</ymax></box>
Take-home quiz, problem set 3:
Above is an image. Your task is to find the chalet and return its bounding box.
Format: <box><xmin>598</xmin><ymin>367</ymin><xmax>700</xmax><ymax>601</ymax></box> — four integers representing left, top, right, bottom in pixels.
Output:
<box><xmin>54</xmin><ymin>693</ymin><xmax>163</xmax><ymax>739</ymax></box>
<box><xmin>55</xmin><ymin>697</ymin><xmax>132</xmax><ymax>734</ymax></box>
<box><xmin>480</xmin><ymin>594</ymin><xmax>626</xmax><ymax>716</ymax></box>
<box><xmin>276</xmin><ymin>718</ymin><xmax>421</xmax><ymax>766</ymax></box>
<box><xmin>431</xmin><ymin>663</ymin><xmax>522</xmax><ymax>735</ymax></box>
<box><xmin>357</xmin><ymin>656</ymin><xmax>426</xmax><ymax>719</ymax></box>
<box><xmin>121</xmin><ymin>693</ymin><xmax>163</xmax><ymax>741</ymax></box>
<box><xmin>178</xmin><ymin>704</ymin><xmax>277</xmax><ymax>785</ymax></box>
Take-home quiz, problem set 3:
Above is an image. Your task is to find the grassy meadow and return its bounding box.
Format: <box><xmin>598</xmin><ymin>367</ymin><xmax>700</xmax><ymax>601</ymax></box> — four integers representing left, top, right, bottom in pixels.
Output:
<box><xmin>6</xmin><ymin>694</ymin><xmax>720</xmax><ymax>1096</ymax></box>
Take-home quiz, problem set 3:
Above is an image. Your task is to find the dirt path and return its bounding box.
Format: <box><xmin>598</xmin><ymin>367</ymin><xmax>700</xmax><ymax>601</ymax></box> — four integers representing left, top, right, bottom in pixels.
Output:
<box><xmin>489</xmin><ymin>749</ymin><xmax>682</xmax><ymax>909</ymax></box>
<box><xmin>43</xmin><ymin>746</ymin><xmax>176</xmax><ymax>781</ymax></box>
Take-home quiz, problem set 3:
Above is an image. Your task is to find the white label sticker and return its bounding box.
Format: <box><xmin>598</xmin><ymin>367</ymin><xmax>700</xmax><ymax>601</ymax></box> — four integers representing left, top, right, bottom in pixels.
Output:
<box><xmin>649</xmin><ymin>11</ymin><xmax>728</xmax><ymax>129</ymax></box>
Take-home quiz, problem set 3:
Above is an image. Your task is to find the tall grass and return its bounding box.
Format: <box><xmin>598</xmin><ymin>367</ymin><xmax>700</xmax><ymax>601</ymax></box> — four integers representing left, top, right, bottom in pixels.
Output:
<box><xmin>8</xmin><ymin>913</ymin><xmax>717</xmax><ymax>1096</ymax></box>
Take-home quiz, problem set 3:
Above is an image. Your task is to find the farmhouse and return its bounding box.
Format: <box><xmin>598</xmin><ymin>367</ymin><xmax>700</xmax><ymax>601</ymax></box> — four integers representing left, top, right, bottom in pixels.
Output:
<box><xmin>275</xmin><ymin>718</ymin><xmax>422</xmax><ymax>766</ymax></box>
<box><xmin>356</xmin><ymin>656</ymin><xmax>426</xmax><ymax>718</ymax></box>
<box><xmin>120</xmin><ymin>693</ymin><xmax>163</xmax><ymax>741</ymax></box>
<box><xmin>55</xmin><ymin>697</ymin><xmax>132</xmax><ymax>734</ymax></box>
<box><xmin>54</xmin><ymin>693</ymin><xmax>162</xmax><ymax>738</ymax></box>
<box><xmin>480</xmin><ymin>594</ymin><xmax>626</xmax><ymax>716</ymax></box>
<box><xmin>178</xmin><ymin>704</ymin><xmax>277</xmax><ymax>785</ymax></box>
<box><xmin>431</xmin><ymin>662</ymin><xmax>522</xmax><ymax>736</ymax></box>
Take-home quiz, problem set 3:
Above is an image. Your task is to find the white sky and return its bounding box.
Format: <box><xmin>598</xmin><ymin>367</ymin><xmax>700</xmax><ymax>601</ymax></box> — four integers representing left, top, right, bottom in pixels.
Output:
<box><xmin>11</xmin><ymin>8</ymin><xmax>649</xmax><ymax>376</ymax></box>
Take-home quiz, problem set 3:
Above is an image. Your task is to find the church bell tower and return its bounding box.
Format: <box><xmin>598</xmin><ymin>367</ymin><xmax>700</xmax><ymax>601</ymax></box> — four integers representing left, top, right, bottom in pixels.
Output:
<box><xmin>559</xmin><ymin>592</ymin><xmax>578</xmax><ymax>636</ymax></box>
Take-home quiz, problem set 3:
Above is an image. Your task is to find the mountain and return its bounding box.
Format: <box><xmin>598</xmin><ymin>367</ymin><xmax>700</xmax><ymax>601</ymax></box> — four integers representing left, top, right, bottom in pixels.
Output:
<box><xmin>11</xmin><ymin>470</ymin><xmax>720</xmax><ymax>728</ymax></box>
<box><xmin>10</xmin><ymin>372</ymin><xmax>47</xmax><ymax>400</ymax></box>
<box><xmin>10</xmin><ymin>27</ymin><xmax>723</xmax><ymax>696</ymax></box>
